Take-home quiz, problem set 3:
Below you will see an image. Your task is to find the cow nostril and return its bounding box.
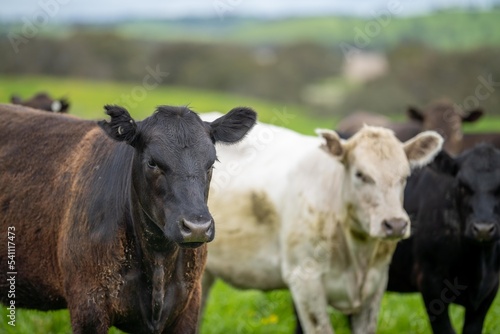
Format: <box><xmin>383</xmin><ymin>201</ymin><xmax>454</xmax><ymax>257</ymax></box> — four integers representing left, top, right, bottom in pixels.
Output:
<box><xmin>383</xmin><ymin>219</ymin><xmax>408</xmax><ymax>237</ymax></box>
<box><xmin>487</xmin><ymin>225</ymin><xmax>496</xmax><ymax>234</ymax></box>
<box><xmin>472</xmin><ymin>223</ymin><xmax>497</xmax><ymax>240</ymax></box>
<box><xmin>180</xmin><ymin>218</ymin><xmax>213</xmax><ymax>237</ymax></box>
<box><xmin>180</xmin><ymin>219</ymin><xmax>192</xmax><ymax>234</ymax></box>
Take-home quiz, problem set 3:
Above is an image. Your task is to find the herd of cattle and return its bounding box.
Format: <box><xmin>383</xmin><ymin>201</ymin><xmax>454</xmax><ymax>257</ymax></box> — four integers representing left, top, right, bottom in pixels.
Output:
<box><xmin>0</xmin><ymin>93</ymin><xmax>499</xmax><ymax>334</ymax></box>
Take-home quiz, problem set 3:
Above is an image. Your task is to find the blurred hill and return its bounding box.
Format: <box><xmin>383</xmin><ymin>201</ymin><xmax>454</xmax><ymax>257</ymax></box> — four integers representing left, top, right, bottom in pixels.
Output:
<box><xmin>1</xmin><ymin>9</ymin><xmax>499</xmax><ymax>118</ymax></box>
<box><xmin>2</xmin><ymin>9</ymin><xmax>500</xmax><ymax>50</ymax></box>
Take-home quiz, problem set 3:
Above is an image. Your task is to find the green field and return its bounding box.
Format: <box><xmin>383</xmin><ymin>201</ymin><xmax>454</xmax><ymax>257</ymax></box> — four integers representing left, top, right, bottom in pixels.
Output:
<box><xmin>0</xmin><ymin>75</ymin><xmax>333</xmax><ymax>135</ymax></box>
<box><xmin>0</xmin><ymin>76</ymin><xmax>499</xmax><ymax>333</ymax></box>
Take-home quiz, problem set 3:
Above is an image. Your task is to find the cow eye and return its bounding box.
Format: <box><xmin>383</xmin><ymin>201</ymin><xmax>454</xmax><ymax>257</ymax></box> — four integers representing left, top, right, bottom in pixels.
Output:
<box><xmin>355</xmin><ymin>171</ymin><xmax>374</xmax><ymax>184</ymax></box>
<box><xmin>147</xmin><ymin>159</ymin><xmax>158</xmax><ymax>169</ymax></box>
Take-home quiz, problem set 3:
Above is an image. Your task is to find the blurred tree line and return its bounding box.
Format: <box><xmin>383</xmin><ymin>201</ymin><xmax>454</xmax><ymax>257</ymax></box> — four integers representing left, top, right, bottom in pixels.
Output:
<box><xmin>338</xmin><ymin>42</ymin><xmax>500</xmax><ymax>116</ymax></box>
<box><xmin>1</xmin><ymin>31</ymin><xmax>499</xmax><ymax>116</ymax></box>
<box><xmin>0</xmin><ymin>31</ymin><xmax>342</xmax><ymax>105</ymax></box>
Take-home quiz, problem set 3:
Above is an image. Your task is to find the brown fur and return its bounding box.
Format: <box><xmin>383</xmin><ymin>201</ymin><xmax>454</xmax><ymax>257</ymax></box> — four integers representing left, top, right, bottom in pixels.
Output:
<box><xmin>0</xmin><ymin>104</ymin><xmax>208</xmax><ymax>333</ymax></box>
<box><xmin>337</xmin><ymin>98</ymin><xmax>485</xmax><ymax>155</ymax></box>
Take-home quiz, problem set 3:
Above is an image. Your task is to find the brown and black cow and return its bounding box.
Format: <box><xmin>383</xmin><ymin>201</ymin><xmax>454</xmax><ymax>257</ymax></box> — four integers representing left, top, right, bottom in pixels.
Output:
<box><xmin>10</xmin><ymin>92</ymin><xmax>70</xmax><ymax>113</ymax></box>
<box><xmin>336</xmin><ymin>98</ymin><xmax>484</xmax><ymax>155</ymax></box>
<box><xmin>0</xmin><ymin>103</ymin><xmax>256</xmax><ymax>334</ymax></box>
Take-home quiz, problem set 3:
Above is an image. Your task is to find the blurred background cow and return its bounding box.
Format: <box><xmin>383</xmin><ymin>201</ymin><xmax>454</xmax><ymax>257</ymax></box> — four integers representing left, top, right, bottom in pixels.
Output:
<box><xmin>10</xmin><ymin>92</ymin><xmax>70</xmax><ymax>112</ymax></box>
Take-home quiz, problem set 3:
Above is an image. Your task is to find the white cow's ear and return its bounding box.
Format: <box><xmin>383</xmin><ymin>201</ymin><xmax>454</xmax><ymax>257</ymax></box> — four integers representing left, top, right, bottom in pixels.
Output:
<box><xmin>404</xmin><ymin>131</ymin><xmax>444</xmax><ymax>169</ymax></box>
<box><xmin>316</xmin><ymin>129</ymin><xmax>344</xmax><ymax>157</ymax></box>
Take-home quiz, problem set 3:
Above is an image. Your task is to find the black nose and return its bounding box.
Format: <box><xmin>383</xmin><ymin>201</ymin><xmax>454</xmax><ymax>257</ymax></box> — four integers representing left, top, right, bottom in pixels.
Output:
<box><xmin>179</xmin><ymin>218</ymin><xmax>214</xmax><ymax>244</ymax></box>
<box><xmin>472</xmin><ymin>223</ymin><xmax>496</xmax><ymax>242</ymax></box>
<box><xmin>382</xmin><ymin>218</ymin><xmax>408</xmax><ymax>237</ymax></box>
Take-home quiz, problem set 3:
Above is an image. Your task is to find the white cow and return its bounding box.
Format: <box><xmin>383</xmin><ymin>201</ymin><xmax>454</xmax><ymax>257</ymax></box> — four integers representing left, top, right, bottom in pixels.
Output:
<box><xmin>201</xmin><ymin>115</ymin><xmax>443</xmax><ymax>334</ymax></box>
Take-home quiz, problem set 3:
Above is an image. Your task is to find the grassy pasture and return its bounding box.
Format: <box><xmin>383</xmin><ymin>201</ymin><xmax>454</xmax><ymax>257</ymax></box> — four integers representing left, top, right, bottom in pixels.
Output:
<box><xmin>0</xmin><ymin>75</ymin><xmax>332</xmax><ymax>135</ymax></box>
<box><xmin>0</xmin><ymin>76</ymin><xmax>499</xmax><ymax>333</ymax></box>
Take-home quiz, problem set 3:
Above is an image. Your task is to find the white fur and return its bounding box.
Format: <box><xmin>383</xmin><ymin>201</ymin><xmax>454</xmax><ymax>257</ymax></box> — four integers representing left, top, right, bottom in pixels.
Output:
<box><xmin>201</xmin><ymin>119</ymin><xmax>443</xmax><ymax>334</ymax></box>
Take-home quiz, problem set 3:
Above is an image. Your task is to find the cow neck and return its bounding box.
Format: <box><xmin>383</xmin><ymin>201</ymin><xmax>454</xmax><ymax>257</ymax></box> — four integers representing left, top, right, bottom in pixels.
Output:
<box><xmin>341</xmin><ymin>212</ymin><xmax>392</xmax><ymax>284</ymax></box>
<box><xmin>130</xmin><ymin>185</ymin><xmax>181</xmax><ymax>331</ymax></box>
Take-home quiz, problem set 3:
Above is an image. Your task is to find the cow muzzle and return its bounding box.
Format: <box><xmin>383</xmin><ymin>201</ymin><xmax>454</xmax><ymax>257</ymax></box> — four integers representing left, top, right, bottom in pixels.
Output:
<box><xmin>382</xmin><ymin>218</ymin><xmax>408</xmax><ymax>238</ymax></box>
<box><xmin>471</xmin><ymin>222</ymin><xmax>497</xmax><ymax>242</ymax></box>
<box><xmin>178</xmin><ymin>218</ymin><xmax>214</xmax><ymax>246</ymax></box>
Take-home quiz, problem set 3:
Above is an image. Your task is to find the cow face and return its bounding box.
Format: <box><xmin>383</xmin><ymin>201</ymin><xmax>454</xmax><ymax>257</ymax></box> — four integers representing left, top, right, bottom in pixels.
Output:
<box><xmin>408</xmin><ymin>99</ymin><xmax>483</xmax><ymax>155</ymax></box>
<box><xmin>99</xmin><ymin>105</ymin><xmax>256</xmax><ymax>247</ymax></box>
<box><xmin>430</xmin><ymin>145</ymin><xmax>500</xmax><ymax>243</ymax></box>
<box><xmin>318</xmin><ymin>126</ymin><xmax>443</xmax><ymax>239</ymax></box>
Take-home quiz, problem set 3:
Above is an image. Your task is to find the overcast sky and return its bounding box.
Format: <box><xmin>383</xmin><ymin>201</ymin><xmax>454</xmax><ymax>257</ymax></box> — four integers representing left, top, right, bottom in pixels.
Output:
<box><xmin>1</xmin><ymin>0</ymin><xmax>499</xmax><ymax>22</ymax></box>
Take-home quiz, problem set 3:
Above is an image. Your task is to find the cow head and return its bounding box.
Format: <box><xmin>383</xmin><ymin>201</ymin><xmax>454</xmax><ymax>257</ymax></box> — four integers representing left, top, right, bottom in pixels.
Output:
<box><xmin>430</xmin><ymin>145</ymin><xmax>500</xmax><ymax>243</ymax></box>
<box><xmin>408</xmin><ymin>98</ymin><xmax>483</xmax><ymax>155</ymax></box>
<box><xmin>99</xmin><ymin>105</ymin><xmax>256</xmax><ymax>247</ymax></box>
<box><xmin>318</xmin><ymin>126</ymin><xmax>443</xmax><ymax>239</ymax></box>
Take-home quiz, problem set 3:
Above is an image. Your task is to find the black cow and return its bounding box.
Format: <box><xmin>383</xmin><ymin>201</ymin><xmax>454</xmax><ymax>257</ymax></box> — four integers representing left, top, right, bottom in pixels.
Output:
<box><xmin>11</xmin><ymin>92</ymin><xmax>70</xmax><ymax>112</ymax></box>
<box><xmin>0</xmin><ymin>103</ymin><xmax>256</xmax><ymax>333</ymax></box>
<box><xmin>388</xmin><ymin>144</ymin><xmax>500</xmax><ymax>334</ymax></box>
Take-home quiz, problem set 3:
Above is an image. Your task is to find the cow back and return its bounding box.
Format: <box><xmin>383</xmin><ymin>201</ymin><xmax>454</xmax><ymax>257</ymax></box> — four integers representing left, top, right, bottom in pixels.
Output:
<box><xmin>0</xmin><ymin>104</ymin><xmax>99</xmax><ymax>307</ymax></box>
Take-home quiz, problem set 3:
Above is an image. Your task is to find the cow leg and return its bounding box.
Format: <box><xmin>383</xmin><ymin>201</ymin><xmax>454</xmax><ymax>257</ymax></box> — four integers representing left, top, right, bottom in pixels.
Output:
<box><xmin>462</xmin><ymin>286</ymin><xmax>498</xmax><ymax>334</ymax></box>
<box><xmin>292</xmin><ymin>301</ymin><xmax>305</xmax><ymax>334</ymax></box>
<box><xmin>421</xmin><ymin>291</ymin><xmax>455</xmax><ymax>334</ymax></box>
<box><xmin>350</xmin><ymin>273</ymin><xmax>387</xmax><ymax>334</ymax></box>
<box><xmin>67</xmin><ymin>297</ymin><xmax>110</xmax><ymax>334</ymax></box>
<box><xmin>200</xmin><ymin>270</ymin><xmax>215</xmax><ymax>317</ymax></box>
<box><xmin>197</xmin><ymin>270</ymin><xmax>216</xmax><ymax>332</ymax></box>
<box><xmin>287</xmin><ymin>273</ymin><xmax>334</xmax><ymax>334</ymax></box>
<box><xmin>169</xmin><ymin>282</ymin><xmax>203</xmax><ymax>334</ymax></box>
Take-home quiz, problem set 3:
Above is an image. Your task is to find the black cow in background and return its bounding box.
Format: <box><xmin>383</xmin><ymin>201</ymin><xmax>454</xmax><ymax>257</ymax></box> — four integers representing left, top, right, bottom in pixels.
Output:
<box><xmin>11</xmin><ymin>92</ymin><xmax>70</xmax><ymax>112</ymax></box>
<box><xmin>388</xmin><ymin>144</ymin><xmax>500</xmax><ymax>334</ymax></box>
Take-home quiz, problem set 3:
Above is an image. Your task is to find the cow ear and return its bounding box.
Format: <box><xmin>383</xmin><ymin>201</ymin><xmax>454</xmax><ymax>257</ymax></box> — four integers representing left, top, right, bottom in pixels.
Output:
<box><xmin>59</xmin><ymin>98</ymin><xmax>70</xmax><ymax>113</ymax></box>
<box><xmin>404</xmin><ymin>131</ymin><xmax>444</xmax><ymax>169</ymax></box>
<box><xmin>98</xmin><ymin>105</ymin><xmax>138</xmax><ymax>146</ymax></box>
<box><xmin>316</xmin><ymin>129</ymin><xmax>344</xmax><ymax>157</ymax></box>
<box><xmin>428</xmin><ymin>150</ymin><xmax>458</xmax><ymax>176</ymax></box>
<box><xmin>462</xmin><ymin>108</ymin><xmax>483</xmax><ymax>123</ymax></box>
<box><xmin>206</xmin><ymin>107</ymin><xmax>257</xmax><ymax>143</ymax></box>
<box><xmin>407</xmin><ymin>106</ymin><xmax>424</xmax><ymax>122</ymax></box>
<box><xmin>10</xmin><ymin>95</ymin><xmax>22</xmax><ymax>105</ymax></box>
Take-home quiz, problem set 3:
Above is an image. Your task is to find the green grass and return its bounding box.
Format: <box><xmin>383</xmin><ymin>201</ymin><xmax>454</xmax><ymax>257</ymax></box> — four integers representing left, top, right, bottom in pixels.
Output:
<box><xmin>201</xmin><ymin>283</ymin><xmax>500</xmax><ymax>334</ymax></box>
<box><xmin>2</xmin><ymin>282</ymin><xmax>499</xmax><ymax>333</ymax></box>
<box><xmin>0</xmin><ymin>75</ymin><xmax>333</xmax><ymax>135</ymax></box>
<box><xmin>1</xmin><ymin>75</ymin><xmax>499</xmax><ymax>333</ymax></box>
